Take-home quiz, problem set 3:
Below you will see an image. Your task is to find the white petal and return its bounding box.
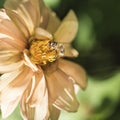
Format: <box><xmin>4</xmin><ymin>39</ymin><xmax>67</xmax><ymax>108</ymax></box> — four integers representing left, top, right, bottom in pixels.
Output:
<box><xmin>0</xmin><ymin>65</ymin><xmax>22</xmax><ymax>91</ymax></box>
<box><xmin>0</xmin><ymin>66</ymin><xmax>33</xmax><ymax>118</ymax></box>
<box><xmin>0</xmin><ymin>60</ymin><xmax>23</xmax><ymax>74</ymax></box>
<box><xmin>1</xmin><ymin>96</ymin><xmax>21</xmax><ymax>119</ymax></box>
<box><xmin>34</xmin><ymin>90</ymin><xmax>48</xmax><ymax>120</ymax></box>
<box><xmin>20</xmin><ymin>71</ymin><xmax>48</xmax><ymax>120</ymax></box>
<box><xmin>30</xmin><ymin>74</ymin><xmax>48</xmax><ymax>107</ymax></box>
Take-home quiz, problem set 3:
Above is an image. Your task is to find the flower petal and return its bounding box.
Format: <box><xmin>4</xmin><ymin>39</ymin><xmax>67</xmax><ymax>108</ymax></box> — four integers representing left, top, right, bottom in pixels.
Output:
<box><xmin>0</xmin><ymin>95</ymin><xmax>22</xmax><ymax>119</ymax></box>
<box><xmin>32</xmin><ymin>73</ymin><xmax>48</xmax><ymax>120</ymax></box>
<box><xmin>4</xmin><ymin>0</ymin><xmax>38</xmax><ymax>36</ymax></box>
<box><xmin>0</xmin><ymin>65</ymin><xmax>33</xmax><ymax>118</ymax></box>
<box><xmin>26</xmin><ymin>71</ymin><xmax>47</xmax><ymax>107</ymax></box>
<box><xmin>0</xmin><ymin>10</ymin><xmax>26</xmax><ymax>51</ymax></box>
<box><xmin>20</xmin><ymin>70</ymin><xmax>48</xmax><ymax>120</ymax></box>
<box><xmin>0</xmin><ymin>66</ymin><xmax>22</xmax><ymax>91</ymax></box>
<box><xmin>54</xmin><ymin>10</ymin><xmax>78</xmax><ymax>43</ymax></box>
<box><xmin>35</xmin><ymin>27</ymin><xmax>53</xmax><ymax>40</ymax></box>
<box><xmin>63</xmin><ymin>44</ymin><xmax>79</xmax><ymax>57</ymax></box>
<box><xmin>4</xmin><ymin>0</ymin><xmax>50</xmax><ymax>37</ymax></box>
<box><xmin>20</xmin><ymin>77</ymin><xmax>35</xmax><ymax>120</ymax></box>
<box><xmin>39</xmin><ymin>0</ymin><xmax>50</xmax><ymax>29</ymax></box>
<box><xmin>0</xmin><ymin>49</ymin><xmax>21</xmax><ymax>66</ymax></box>
<box><xmin>44</xmin><ymin>62</ymin><xmax>79</xmax><ymax>112</ymax></box>
<box><xmin>46</xmin><ymin>10</ymin><xmax>61</xmax><ymax>34</ymax></box>
<box><xmin>34</xmin><ymin>91</ymin><xmax>48</xmax><ymax>120</ymax></box>
<box><xmin>0</xmin><ymin>60</ymin><xmax>23</xmax><ymax>75</ymax></box>
<box><xmin>49</xmin><ymin>105</ymin><xmax>60</xmax><ymax>120</ymax></box>
<box><xmin>58</xmin><ymin>59</ymin><xmax>87</xmax><ymax>90</ymax></box>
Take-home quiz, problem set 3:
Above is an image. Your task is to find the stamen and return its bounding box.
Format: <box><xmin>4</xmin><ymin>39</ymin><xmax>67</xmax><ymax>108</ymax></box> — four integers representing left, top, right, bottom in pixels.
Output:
<box><xmin>29</xmin><ymin>39</ymin><xmax>65</xmax><ymax>65</ymax></box>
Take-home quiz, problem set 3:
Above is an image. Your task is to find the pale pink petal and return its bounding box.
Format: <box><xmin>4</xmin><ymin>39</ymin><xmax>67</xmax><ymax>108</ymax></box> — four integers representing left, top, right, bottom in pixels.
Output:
<box><xmin>4</xmin><ymin>0</ymin><xmax>37</xmax><ymax>36</ymax></box>
<box><xmin>0</xmin><ymin>66</ymin><xmax>33</xmax><ymax>118</ymax></box>
<box><xmin>0</xmin><ymin>60</ymin><xmax>23</xmax><ymax>74</ymax></box>
<box><xmin>0</xmin><ymin>43</ymin><xmax>20</xmax><ymax>66</ymax></box>
<box><xmin>4</xmin><ymin>0</ymin><xmax>50</xmax><ymax>36</ymax></box>
<box><xmin>44</xmin><ymin>62</ymin><xmax>79</xmax><ymax>112</ymax></box>
<box><xmin>20</xmin><ymin>70</ymin><xmax>48</xmax><ymax>120</ymax></box>
<box><xmin>0</xmin><ymin>10</ymin><xmax>26</xmax><ymax>51</ymax></box>
<box><xmin>0</xmin><ymin>30</ymin><xmax>26</xmax><ymax>52</ymax></box>
<box><xmin>54</xmin><ymin>10</ymin><xmax>78</xmax><ymax>43</ymax></box>
<box><xmin>4</xmin><ymin>9</ymin><xmax>30</xmax><ymax>38</ymax></box>
<box><xmin>0</xmin><ymin>49</ymin><xmax>21</xmax><ymax>66</ymax></box>
<box><xmin>0</xmin><ymin>38</ymin><xmax>19</xmax><ymax>51</ymax></box>
<box><xmin>58</xmin><ymin>59</ymin><xmax>87</xmax><ymax>90</ymax></box>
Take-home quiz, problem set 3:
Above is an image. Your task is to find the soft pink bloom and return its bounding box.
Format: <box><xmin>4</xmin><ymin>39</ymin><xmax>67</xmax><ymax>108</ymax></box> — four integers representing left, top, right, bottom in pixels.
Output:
<box><xmin>0</xmin><ymin>0</ymin><xmax>87</xmax><ymax>119</ymax></box>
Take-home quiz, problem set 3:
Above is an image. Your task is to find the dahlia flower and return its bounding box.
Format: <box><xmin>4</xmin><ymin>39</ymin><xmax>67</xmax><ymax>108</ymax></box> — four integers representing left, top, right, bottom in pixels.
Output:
<box><xmin>0</xmin><ymin>0</ymin><xmax>87</xmax><ymax>119</ymax></box>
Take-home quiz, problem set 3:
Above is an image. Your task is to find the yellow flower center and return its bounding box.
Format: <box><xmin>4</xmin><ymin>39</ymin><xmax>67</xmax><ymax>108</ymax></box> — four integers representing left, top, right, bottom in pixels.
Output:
<box><xmin>29</xmin><ymin>39</ymin><xmax>64</xmax><ymax>65</ymax></box>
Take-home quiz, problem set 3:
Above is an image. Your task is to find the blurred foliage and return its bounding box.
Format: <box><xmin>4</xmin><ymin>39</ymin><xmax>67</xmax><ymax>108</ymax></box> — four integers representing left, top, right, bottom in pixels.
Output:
<box><xmin>0</xmin><ymin>0</ymin><xmax>120</xmax><ymax>120</ymax></box>
<box><xmin>0</xmin><ymin>0</ymin><xmax>4</xmax><ymax>8</ymax></box>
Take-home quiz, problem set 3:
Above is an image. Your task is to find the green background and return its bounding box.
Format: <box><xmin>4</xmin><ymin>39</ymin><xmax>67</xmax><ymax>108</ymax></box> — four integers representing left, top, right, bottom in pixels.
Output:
<box><xmin>0</xmin><ymin>0</ymin><xmax>120</xmax><ymax>120</ymax></box>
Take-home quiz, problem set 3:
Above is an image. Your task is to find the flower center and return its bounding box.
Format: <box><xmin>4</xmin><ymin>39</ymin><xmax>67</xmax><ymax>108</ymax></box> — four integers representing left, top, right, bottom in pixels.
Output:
<box><xmin>29</xmin><ymin>39</ymin><xmax>64</xmax><ymax>65</ymax></box>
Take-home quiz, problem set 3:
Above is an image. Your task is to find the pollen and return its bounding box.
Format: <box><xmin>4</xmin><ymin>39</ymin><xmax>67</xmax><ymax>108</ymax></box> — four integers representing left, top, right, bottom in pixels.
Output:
<box><xmin>29</xmin><ymin>39</ymin><xmax>58</xmax><ymax>65</ymax></box>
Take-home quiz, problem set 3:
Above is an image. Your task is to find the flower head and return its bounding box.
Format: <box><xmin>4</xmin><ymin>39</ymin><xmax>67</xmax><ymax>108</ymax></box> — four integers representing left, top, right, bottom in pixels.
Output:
<box><xmin>0</xmin><ymin>0</ymin><xmax>87</xmax><ymax>119</ymax></box>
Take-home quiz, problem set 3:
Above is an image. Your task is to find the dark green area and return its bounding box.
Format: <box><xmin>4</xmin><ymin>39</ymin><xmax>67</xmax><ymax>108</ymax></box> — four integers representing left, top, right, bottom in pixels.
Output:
<box><xmin>0</xmin><ymin>0</ymin><xmax>5</xmax><ymax>8</ymax></box>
